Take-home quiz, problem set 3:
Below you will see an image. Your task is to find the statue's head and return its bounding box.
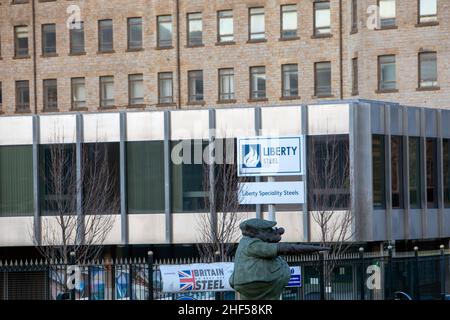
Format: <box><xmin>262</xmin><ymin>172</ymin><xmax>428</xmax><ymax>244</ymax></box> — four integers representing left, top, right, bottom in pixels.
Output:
<box><xmin>239</xmin><ymin>219</ymin><xmax>285</xmax><ymax>243</ymax></box>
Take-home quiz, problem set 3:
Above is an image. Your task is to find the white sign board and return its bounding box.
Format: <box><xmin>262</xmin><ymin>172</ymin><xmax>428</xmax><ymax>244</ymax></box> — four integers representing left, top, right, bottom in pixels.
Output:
<box><xmin>239</xmin><ymin>182</ymin><xmax>305</xmax><ymax>205</ymax></box>
<box><xmin>160</xmin><ymin>263</ymin><xmax>303</xmax><ymax>293</ymax></box>
<box><xmin>160</xmin><ymin>263</ymin><xmax>234</xmax><ymax>293</ymax></box>
<box><xmin>237</xmin><ymin>136</ymin><xmax>304</xmax><ymax>177</ymax></box>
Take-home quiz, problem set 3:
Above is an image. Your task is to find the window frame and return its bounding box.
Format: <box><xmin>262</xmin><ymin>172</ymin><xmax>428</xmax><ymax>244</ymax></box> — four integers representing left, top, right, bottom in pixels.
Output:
<box><xmin>313</xmin><ymin>1</ymin><xmax>331</xmax><ymax>36</ymax></box>
<box><xmin>14</xmin><ymin>25</ymin><xmax>29</xmax><ymax>58</ymax></box>
<box><xmin>250</xmin><ymin>66</ymin><xmax>266</xmax><ymax>99</ymax></box>
<box><xmin>43</xmin><ymin>79</ymin><xmax>58</xmax><ymax>111</ymax></box>
<box><xmin>218</xmin><ymin>68</ymin><xmax>235</xmax><ymax>101</ymax></box>
<box><xmin>71</xmin><ymin>77</ymin><xmax>86</xmax><ymax>110</ymax></box>
<box><xmin>418</xmin><ymin>51</ymin><xmax>438</xmax><ymax>89</ymax></box>
<box><xmin>314</xmin><ymin>61</ymin><xmax>332</xmax><ymax>97</ymax></box>
<box><xmin>69</xmin><ymin>21</ymin><xmax>85</xmax><ymax>55</ymax></box>
<box><xmin>187</xmin><ymin>12</ymin><xmax>203</xmax><ymax>46</ymax></box>
<box><xmin>98</xmin><ymin>19</ymin><xmax>114</xmax><ymax>53</ymax></box>
<box><xmin>352</xmin><ymin>57</ymin><xmax>359</xmax><ymax>95</ymax></box>
<box><xmin>280</xmin><ymin>4</ymin><xmax>298</xmax><ymax>39</ymax></box>
<box><xmin>418</xmin><ymin>0</ymin><xmax>438</xmax><ymax>24</ymax></box>
<box><xmin>378</xmin><ymin>0</ymin><xmax>396</xmax><ymax>28</ymax></box>
<box><xmin>249</xmin><ymin>7</ymin><xmax>266</xmax><ymax>41</ymax></box>
<box><xmin>41</xmin><ymin>23</ymin><xmax>56</xmax><ymax>56</ymax></box>
<box><xmin>158</xmin><ymin>72</ymin><xmax>174</xmax><ymax>105</ymax></box>
<box><xmin>99</xmin><ymin>76</ymin><xmax>115</xmax><ymax>108</ymax></box>
<box><xmin>128</xmin><ymin>74</ymin><xmax>144</xmax><ymax>106</ymax></box>
<box><xmin>127</xmin><ymin>17</ymin><xmax>143</xmax><ymax>50</ymax></box>
<box><xmin>188</xmin><ymin>70</ymin><xmax>204</xmax><ymax>103</ymax></box>
<box><xmin>281</xmin><ymin>64</ymin><xmax>299</xmax><ymax>98</ymax></box>
<box><xmin>217</xmin><ymin>10</ymin><xmax>234</xmax><ymax>43</ymax></box>
<box><xmin>15</xmin><ymin>80</ymin><xmax>30</xmax><ymax>112</ymax></box>
<box><xmin>157</xmin><ymin>15</ymin><xmax>173</xmax><ymax>48</ymax></box>
<box><xmin>378</xmin><ymin>54</ymin><xmax>397</xmax><ymax>91</ymax></box>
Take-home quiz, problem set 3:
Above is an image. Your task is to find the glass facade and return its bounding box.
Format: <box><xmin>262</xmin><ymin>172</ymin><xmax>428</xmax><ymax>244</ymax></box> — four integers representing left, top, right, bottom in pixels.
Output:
<box><xmin>127</xmin><ymin>141</ymin><xmax>164</xmax><ymax>213</ymax></box>
<box><xmin>308</xmin><ymin>135</ymin><xmax>350</xmax><ymax>210</ymax></box>
<box><xmin>373</xmin><ymin>135</ymin><xmax>386</xmax><ymax>209</ymax></box>
<box><xmin>171</xmin><ymin>140</ymin><xmax>208</xmax><ymax>212</ymax></box>
<box><xmin>0</xmin><ymin>146</ymin><xmax>33</xmax><ymax>216</ymax></box>
<box><xmin>409</xmin><ymin>137</ymin><xmax>422</xmax><ymax>209</ymax></box>
<box><xmin>426</xmin><ymin>138</ymin><xmax>438</xmax><ymax>209</ymax></box>
<box><xmin>391</xmin><ymin>136</ymin><xmax>403</xmax><ymax>209</ymax></box>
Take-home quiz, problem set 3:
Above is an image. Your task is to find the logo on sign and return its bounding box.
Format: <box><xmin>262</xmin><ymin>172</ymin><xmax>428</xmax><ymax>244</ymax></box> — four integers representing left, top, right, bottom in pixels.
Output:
<box><xmin>178</xmin><ymin>270</ymin><xmax>196</xmax><ymax>291</ymax></box>
<box><xmin>242</xmin><ymin>144</ymin><xmax>261</xmax><ymax>168</ymax></box>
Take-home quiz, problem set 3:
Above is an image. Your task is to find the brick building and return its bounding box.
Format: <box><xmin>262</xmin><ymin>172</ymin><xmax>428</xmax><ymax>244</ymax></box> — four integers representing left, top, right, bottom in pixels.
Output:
<box><xmin>0</xmin><ymin>0</ymin><xmax>447</xmax><ymax>114</ymax></box>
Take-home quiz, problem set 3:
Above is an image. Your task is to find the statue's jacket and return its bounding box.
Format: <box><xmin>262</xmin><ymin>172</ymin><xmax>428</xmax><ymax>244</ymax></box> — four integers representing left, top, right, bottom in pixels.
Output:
<box><xmin>230</xmin><ymin>236</ymin><xmax>291</xmax><ymax>286</ymax></box>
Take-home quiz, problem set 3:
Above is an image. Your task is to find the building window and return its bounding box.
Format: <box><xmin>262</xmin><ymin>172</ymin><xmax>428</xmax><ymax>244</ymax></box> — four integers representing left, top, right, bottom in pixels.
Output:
<box><xmin>281</xmin><ymin>4</ymin><xmax>298</xmax><ymax>39</ymax></box>
<box><xmin>188</xmin><ymin>71</ymin><xmax>204</xmax><ymax>102</ymax></box>
<box><xmin>71</xmin><ymin>77</ymin><xmax>86</xmax><ymax>109</ymax></box>
<box><xmin>219</xmin><ymin>68</ymin><xmax>235</xmax><ymax>101</ymax></box>
<box><xmin>419</xmin><ymin>0</ymin><xmax>437</xmax><ymax>24</ymax></box>
<box><xmin>70</xmin><ymin>22</ymin><xmax>85</xmax><ymax>54</ymax></box>
<box><xmin>314</xmin><ymin>1</ymin><xmax>331</xmax><ymax>36</ymax></box>
<box><xmin>426</xmin><ymin>138</ymin><xmax>438</xmax><ymax>209</ymax></box>
<box><xmin>378</xmin><ymin>55</ymin><xmax>396</xmax><ymax>91</ymax></box>
<box><xmin>352</xmin><ymin>57</ymin><xmax>358</xmax><ymax>95</ymax></box>
<box><xmin>391</xmin><ymin>136</ymin><xmax>404</xmax><ymax>209</ymax></box>
<box><xmin>171</xmin><ymin>140</ymin><xmax>208</xmax><ymax>212</ymax></box>
<box><xmin>379</xmin><ymin>0</ymin><xmax>396</xmax><ymax>28</ymax></box>
<box><xmin>128</xmin><ymin>74</ymin><xmax>144</xmax><ymax>105</ymax></box>
<box><xmin>127</xmin><ymin>141</ymin><xmax>165</xmax><ymax>213</ymax></box>
<box><xmin>315</xmin><ymin>61</ymin><xmax>331</xmax><ymax>96</ymax></box>
<box><xmin>282</xmin><ymin>64</ymin><xmax>298</xmax><ymax>97</ymax></box>
<box><xmin>43</xmin><ymin>79</ymin><xmax>58</xmax><ymax>110</ymax></box>
<box><xmin>419</xmin><ymin>52</ymin><xmax>438</xmax><ymax>88</ymax></box>
<box><xmin>0</xmin><ymin>146</ymin><xmax>33</xmax><ymax>217</ymax></box>
<box><xmin>42</xmin><ymin>24</ymin><xmax>56</xmax><ymax>55</ymax></box>
<box><xmin>409</xmin><ymin>137</ymin><xmax>422</xmax><ymax>209</ymax></box>
<box><xmin>100</xmin><ymin>76</ymin><xmax>114</xmax><ymax>108</ymax></box>
<box><xmin>188</xmin><ymin>13</ymin><xmax>203</xmax><ymax>46</ymax></box>
<box><xmin>218</xmin><ymin>10</ymin><xmax>234</xmax><ymax>43</ymax></box>
<box><xmin>158</xmin><ymin>72</ymin><xmax>173</xmax><ymax>104</ymax></box>
<box><xmin>157</xmin><ymin>16</ymin><xmax>172</xmax><ymax>48</ymax></box>
<box><xmin>0</xmin><ymin>82</ymin><xmax>2</xmax><ymax>109</ymax></box>
<box><xmin>250</xmin><ymin>66</ymin><xmax>266</xmax><ymax>99</ymax></box>
<box><xmin>14</xmin><ymin>26</ymin><xmax>29</xmax><ymax>57</ymax></box>
<box><xmin>98</xmin><ymin>20</ymin><xmax>113</xmax><ymax>52</ymax></box>
<box><xmin>249</xmin><ymin>8</ymin><xmax>265</xmax><ymax>40</ymax></box>
<box><xmin>351</xmin><ymin>0</ymin><xmax>358</xmax><ymax>32</ymax></box>
<box><xmin>373</xmin><ymin>135</ymin><xmax>386</xmax><ymax>209</ymax></box>
<box><xmin>127</xmin><ymin>17</ymin><xmax>143</xmax><ymax>50</ymax></box>
<box><xmin>15</xmin><ymin>80</ymin><xmax>30</xmax><ymax>111</ymax></box>
<box><xmin>444</xmin><ymin>139</ymin><xmax>450</xmax><ymax>208</ymax></box>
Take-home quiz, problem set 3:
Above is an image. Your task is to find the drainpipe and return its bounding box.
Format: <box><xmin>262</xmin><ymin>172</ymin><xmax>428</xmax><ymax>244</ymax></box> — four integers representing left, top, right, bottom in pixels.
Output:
<box><xmin>339</xmin><ymin>0</ymin><xmax>344</xmax><ymax>100</ymax></box>
<box><xmin>32</xmin><ymin>0</ymin><xmax>38</xmax><ymax>114</ymax></box>
<box><xmin>176</xmin><ymin>0</ymin><xmax>181</xmax><ymax>109</ymax></box>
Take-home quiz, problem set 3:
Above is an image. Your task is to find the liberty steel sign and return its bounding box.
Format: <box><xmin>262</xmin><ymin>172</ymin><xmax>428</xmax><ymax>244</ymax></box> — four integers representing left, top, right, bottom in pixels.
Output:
<box><xmin>237</xmin><ymin>136</ymin><xmax>305</xmax><ymax>177</ymax></box>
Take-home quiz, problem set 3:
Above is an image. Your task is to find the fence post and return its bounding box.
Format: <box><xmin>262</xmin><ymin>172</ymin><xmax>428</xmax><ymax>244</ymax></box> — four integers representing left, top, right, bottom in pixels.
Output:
<box><xmin>69</xmin><ymin>251</ymin><xmax>76</xmax><ymax>301</ymax></box>
<box><xmin>214</xmin><ymin>251</ymin><xmax>222</xmax><ymax>301</ymax></box>
<box><xmin>319</xmin><ymin>251</ymin><xmax>325</xmax><ymax>301</ymax></box>
<box><xmin>387</xmin><ymin>245</ymin><xmax>393</xmax><ymax>300</ymax></box>
<box><xmin>413</xmin><ymin>246</ymin><xmax>420</xmax><ymax>300</ymax></box>
<box><xmin>148</xmin><ymin>251</ymin><xmax>154</xmax><ymax>301</ymax></box>
<box><xmin>440</xmin><ymin>245</ymin><xmax>445</xmax><ymax>301</ymax></box>
<box><xmin>359</xmin><ymin>247</ymin><xmax>365</xmax><ymax>300</ymax></box>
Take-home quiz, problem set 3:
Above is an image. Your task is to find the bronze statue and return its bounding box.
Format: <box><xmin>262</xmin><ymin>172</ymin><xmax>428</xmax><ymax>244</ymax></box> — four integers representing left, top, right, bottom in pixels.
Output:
<box><xmin>229</xmin><ymin>218</ymin><xmax>329</xmax><ymax>300</ymax></box>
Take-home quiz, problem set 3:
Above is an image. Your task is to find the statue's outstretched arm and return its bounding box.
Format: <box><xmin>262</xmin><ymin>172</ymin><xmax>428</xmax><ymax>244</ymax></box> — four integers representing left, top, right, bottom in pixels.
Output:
<box><xmin>277</xmin><ymin>243</ymin><xmax>330</xmax><ymax>255</ymax></box>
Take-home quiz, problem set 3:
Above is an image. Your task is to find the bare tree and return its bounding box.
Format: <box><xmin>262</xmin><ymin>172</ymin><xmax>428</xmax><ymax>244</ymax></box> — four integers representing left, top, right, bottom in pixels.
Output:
<box><xmin>31</xmin><ymin>139</ymin><xmax>119</xmax><ymax>265</ymax></box>
<box><xmin>197</xmin><ymin>139</ymin><xmax>249</xmax><ymax>260</ymax></box>
<box><xmin>308</xmin><ymin>135</ymin><xmax>354</xmax><ymax>280</ymax></box>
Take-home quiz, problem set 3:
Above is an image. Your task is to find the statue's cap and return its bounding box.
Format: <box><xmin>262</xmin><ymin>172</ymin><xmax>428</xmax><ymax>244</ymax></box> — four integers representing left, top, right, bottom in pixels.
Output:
<box><xmin>239</xmin><ymin>219</ymin><xmax>277</xmax><ymax>231</ymax></box>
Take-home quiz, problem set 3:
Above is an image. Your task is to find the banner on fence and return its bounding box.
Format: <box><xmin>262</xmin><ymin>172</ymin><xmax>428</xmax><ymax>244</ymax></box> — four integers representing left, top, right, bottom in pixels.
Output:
<box><xmin>160</xmin><ymin>263</ymin><xmax>303</xmax><ymax>293</ymax></box>
<box><xmin>160</xmin><ymin>263</ymin><xmax>235</xmax><ymax>293</ymax></box>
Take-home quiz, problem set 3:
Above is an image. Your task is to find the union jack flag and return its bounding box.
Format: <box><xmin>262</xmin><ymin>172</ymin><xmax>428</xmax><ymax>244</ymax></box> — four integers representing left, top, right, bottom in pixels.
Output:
<box><xmin>178</xmin><ymin>270</ymin><xmax>196</xmax><ymax>291</ymax></box>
